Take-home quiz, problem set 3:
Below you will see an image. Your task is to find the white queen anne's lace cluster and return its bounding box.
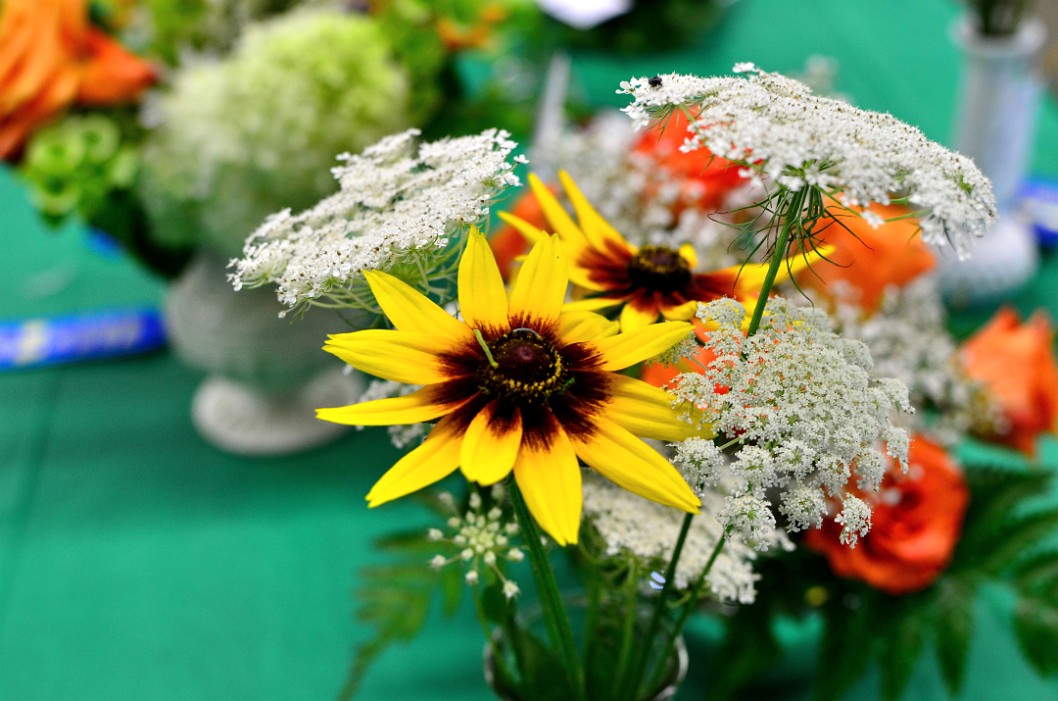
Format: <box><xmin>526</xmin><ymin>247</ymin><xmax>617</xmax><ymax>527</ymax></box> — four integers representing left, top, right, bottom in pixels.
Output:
<box><xmin>668</xmin><ymin>298</ymin><xmax>913</xmax><ymax>548</ymax></box>
<box><xmin>618</xmin><ymin>65</ymin><xmax>996</xmax><ymax>259</ymax></box>
<box><xmin>818</xmin><ymin>277</ymin><xmax>1001</xmax><ymax>445</ymax></box>
<box><xmin>429</xmin><ymin>487</ymin><xmax>524</xmax><ymax>599</ymax></box>
<box><xmin>582</xmin><ymin>474</ymin><xmax>783</xmax><ymax>604</ymax></box>
<box><xmin>229</xmin><ymin>128</ymin><xmax>522</xmax><ymax>315</ymax></box>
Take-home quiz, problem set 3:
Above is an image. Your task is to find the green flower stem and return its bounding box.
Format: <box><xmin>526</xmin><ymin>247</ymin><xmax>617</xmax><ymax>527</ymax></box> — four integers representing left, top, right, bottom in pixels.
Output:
<box><xmin>609</xmin><ymin>561</ymin><xmax>642</xmax><ymax>700</ymax></box>
<box><xmin>745</xmin><ymin>201</ymin><xmax>797</xmax><ymax>337</ymax></box>
<box><xmin>646</xmin><ymin>526</ymin><xmax>732</xmax><ymax>692</ymax></box>
<box><xmin>508</xmin><ymin>481</ymin><xmax>585</xmax><ymax>700</ymax></box>
<box><xmin>623</xmin><ymin>511</ymin><xmax>695</xmax><ymax>700</ymax></box>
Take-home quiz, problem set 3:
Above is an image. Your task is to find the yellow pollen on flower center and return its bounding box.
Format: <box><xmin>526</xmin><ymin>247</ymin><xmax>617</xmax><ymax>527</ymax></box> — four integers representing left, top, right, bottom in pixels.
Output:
<box><xmin>628</xmin><ymin>245</ymin><xmax>693</xmax><ymax>293</ymax></box>
<box><xmin>478</xmin><ymin>328</ymin><xmax>569</xmax><ymax>403</ymax></box>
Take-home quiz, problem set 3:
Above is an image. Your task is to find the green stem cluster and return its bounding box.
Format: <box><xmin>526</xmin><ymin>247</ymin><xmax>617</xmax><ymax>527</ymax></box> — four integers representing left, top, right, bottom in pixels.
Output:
<box><xmin>630</xmin><ymin>186</ymin><xmax>811</xmax><ymax>691</ymax></box>
<box><xmin>508</xmin><ymin>481</ymin><xmax>585</xmax><ymax>701</ymax></box>
<box><xmin>505</xmin><ymin>184</ymin><xmax>810</xmax><ymax>699</ymax></box>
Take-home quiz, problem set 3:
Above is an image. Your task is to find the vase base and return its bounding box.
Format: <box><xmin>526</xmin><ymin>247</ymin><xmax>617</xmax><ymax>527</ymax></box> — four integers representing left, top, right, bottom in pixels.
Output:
<box><xmin>936</xmin><ymin>214</ymin><xmax>1038</xmax><ymax>308</ymax></box>
<box><xmin>191</xmin><ymin>367</ymin><xmax>363</xmax><ymax>456</ymax></box>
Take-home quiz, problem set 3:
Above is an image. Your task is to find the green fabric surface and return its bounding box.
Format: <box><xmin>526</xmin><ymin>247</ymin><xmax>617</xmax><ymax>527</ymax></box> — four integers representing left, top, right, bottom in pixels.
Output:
<box><xmin>2</xmin><ymin>0</ymin><xmax>1058</xmax><ymax>699</ymax></box>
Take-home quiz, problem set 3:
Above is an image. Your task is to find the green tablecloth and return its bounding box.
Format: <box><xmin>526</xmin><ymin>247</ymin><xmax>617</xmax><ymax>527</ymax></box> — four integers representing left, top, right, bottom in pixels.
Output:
<box><xmin>3</xmin><ymin>1</ymin><xmax>1058</xmax><ymax>699</ymax></box>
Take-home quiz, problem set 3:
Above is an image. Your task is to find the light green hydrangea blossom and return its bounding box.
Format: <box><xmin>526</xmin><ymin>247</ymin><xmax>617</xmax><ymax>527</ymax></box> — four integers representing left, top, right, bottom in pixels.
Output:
<box><xmin>138</xmin><ymin>10</ymin><xmax>412</xmax><ymax>257</ymax></box>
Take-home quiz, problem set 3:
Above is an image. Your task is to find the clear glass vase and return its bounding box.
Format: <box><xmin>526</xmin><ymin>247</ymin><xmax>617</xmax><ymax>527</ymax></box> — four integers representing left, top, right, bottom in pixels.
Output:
<box><xmin>483</xmin><ymin>596</ymin><xmax>688</xmax><ymax>701</ymax></box>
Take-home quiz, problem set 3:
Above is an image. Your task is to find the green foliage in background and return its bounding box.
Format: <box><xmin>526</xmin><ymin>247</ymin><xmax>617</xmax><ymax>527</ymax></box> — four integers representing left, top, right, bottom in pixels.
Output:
<box><xmin>137</xmin><ymin>9</ymin><xmax>412</xmax><ymax>258</ymax></box>
<box><xmin>705</xmin><ymin>459</ymin><xmax>1058</xmax><ymax>701</ymax></box>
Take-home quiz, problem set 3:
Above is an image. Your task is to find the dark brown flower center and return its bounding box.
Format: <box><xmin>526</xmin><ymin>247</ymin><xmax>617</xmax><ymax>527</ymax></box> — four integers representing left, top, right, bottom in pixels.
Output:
<box><xmin>478</xmin><ymin>328</ymin><xmax>569</xmax><ymax>403</ymax></box>
<box><xmin>627</xmin><ymin>245</ymin><xmax>692</xmax><ymax>293</ymax></box>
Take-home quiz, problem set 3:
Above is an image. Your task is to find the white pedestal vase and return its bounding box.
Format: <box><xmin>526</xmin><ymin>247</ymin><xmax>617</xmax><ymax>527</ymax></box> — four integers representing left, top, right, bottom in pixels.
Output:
<box><xmin>936</xmin><ymin>16</ymin><xmax>1045</xmax><ymax>307</ymax></box>
<box><xmin>165</xmin><ymin>250</ymin><xmax>367</xmax><ymax>456</ymax></box>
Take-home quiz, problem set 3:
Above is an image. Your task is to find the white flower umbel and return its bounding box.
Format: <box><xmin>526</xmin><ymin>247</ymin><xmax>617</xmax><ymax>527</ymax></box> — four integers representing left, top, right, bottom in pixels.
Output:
<box><xmin>429</xmin><ymin>485</ymin><xmax>524</xmax><ymax>599</ymax></box>
<box><xmin>819</xmin><ymin>277</ymin><xmax>1001</xmax><ymax>445</ymax></box>
<box><xmin>667</xmin><ymin>298</ymin><xmax>913</xmax><ymax>548</ymax></box>
<box><xmin>582</xmin><ymin>474</ymin><xmax>774</xmax><ymax>604</ymax></box>
<box><xmin>230</xmin><ymin>128</ymin><xmax>522</xmax><ymax>316</ymax></box>
<box><xmin>618</xmin><ymin>65</ymin><xmax>996</xmax><ymax>259</ymax></box>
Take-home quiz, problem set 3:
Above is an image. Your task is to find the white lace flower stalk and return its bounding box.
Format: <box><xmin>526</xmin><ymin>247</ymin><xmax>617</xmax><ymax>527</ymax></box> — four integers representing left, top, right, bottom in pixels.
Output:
<box><xmin>229</xmin><ymin>128</ymin><xmax>523</xmax><ymax>317</ymax></box>
<box><xmin>668</xmin><ymin>298</ymin><xmax>914</xmax><ymax>548</ymax></box>
<box><xmin>428</xmin><ymin>486</ymin><xmax>524</xmax><ymax>599</ymax></box>
<box><xmin>582</xmin><ymin>474</ymin><xmax>775</xmax><ymax>604</ymax></box>
<box><xmin>618</xmin><ymin>64</ymin><xmax>996</xmax><ymax>263</ymax></box>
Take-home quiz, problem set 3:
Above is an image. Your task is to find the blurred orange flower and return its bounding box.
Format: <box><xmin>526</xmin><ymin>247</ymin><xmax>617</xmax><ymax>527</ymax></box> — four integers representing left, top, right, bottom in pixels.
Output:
<box><xmin>436</xmin><ymin>4</ymin><xmax>508</xmax><ymax>51</ymax></box>
<box><xmin>962</xmin><ymin>307</ymin><xmax>1058</xmax><ymax>457</ymax></box>
<box><xmin>0</xmin><ymin>0</ymin><xmax>157</xmax><ymax>160</ymax></box>
<box><xmin>640</xmin><ymin>323</ymin><xmax>716</xmax><ymax>388</ymax></box>
<box><xmin>799</xmin><ymin>203</ymin><xmax>935</xmax><ymax>311</ymax></box>
<box><xmin>631</xmin><ymin>111</ymin><xmax>747</xmax><ymax>213</ymax></box>
<box><xmin>806</xmin><ymin>437</ymin><xmax>969</xmax><ymax>595</ymax></box>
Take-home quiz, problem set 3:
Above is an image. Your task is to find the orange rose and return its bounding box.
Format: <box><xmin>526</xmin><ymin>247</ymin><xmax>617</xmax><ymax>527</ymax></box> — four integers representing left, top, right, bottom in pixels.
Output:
<box><xmin>631</xmin><ymin>111</ymin><xmax>747</xmax><ymax>213</ymax></box>
<box><xmin>798</xmin><ymin>203</ymin><xmax>936</xmax><ymax>311</ymax></box>
<box><xmin>962</xmin><ymin>307</ymin><xmax>1058</xmax><ymax>457</ymax></box>
<box><xmin>806</xmin><ymin>437</ymin><xmax>969</xmax><ymax>595</ymax></box>
<box><xmin>0</xmin><ymin>0</ymin><xmax>157</xmax><ymax>160</ymax></box>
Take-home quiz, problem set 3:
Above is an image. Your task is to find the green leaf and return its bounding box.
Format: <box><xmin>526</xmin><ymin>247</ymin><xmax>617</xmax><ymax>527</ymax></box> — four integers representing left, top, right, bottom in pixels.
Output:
<box><xmin>977</xmin><ymin>509</ymin><xmax>1058</xmax><ymax>575</ymax></box>
<box><xmin>961</xmin><ymin>466</ymin><xmax>1049</xmax><ymax>538</ymax></box>
<box><xmin>1010</xmin><ymin>548</ymin><xmax>1058</xmax><ymax>594</ymax></box>
<box><xmin>815</xmin><ymin>593</ymin><xmax>876</xmax><ymax>701</ymax></box>
<box><xmin>878</xmin><ymin>598</ymin><xmax>928</xmax><ymax>701</ymax></box>
<box><xmin>953</xmin><ymin>465</ymin><xmax>1053</xmax><ymax>573</ymax></box>
<box><xmin>338</xmin><ymin>531</ymin><xmax>465</xmax><ymax>701</ymax></box>
<box><xmin>1013</xmin><ymin>596</ymin><xmax>1058</xmax><ymax>676</ymax></box>
<box><xmin>704</xmin><ymin>605</ymin><xmax>782</xmax><ymax>701</ymax></box>
<box><xmin>481</xmin><ymin>579</ymin><xmax>515</xmax><ymax>626</ymax></box>
<box><xmin>502</xmin><ymin>628</ymin><xmax>577</xmax><ymax>701</ymax></box>
<box><xmin>932</xmin><ymin>577</ymin><xmax>975</xmax><ymax>695</ymax></box>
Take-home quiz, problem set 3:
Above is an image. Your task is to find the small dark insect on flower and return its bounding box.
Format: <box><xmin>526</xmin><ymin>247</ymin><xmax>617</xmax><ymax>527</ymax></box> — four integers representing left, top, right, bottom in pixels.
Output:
<box><xmin>648</xmin><ymin>75</ymin><xmax>663</xmax><ymax>88</ymax></box>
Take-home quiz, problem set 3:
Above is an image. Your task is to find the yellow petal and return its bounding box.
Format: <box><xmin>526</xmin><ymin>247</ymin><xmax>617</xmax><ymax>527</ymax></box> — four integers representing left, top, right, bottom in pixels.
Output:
<box><xmin>563</xmin><ymin>296</ymin><xmax>623</xmax><ymax>313</ymax></box>
<box><xmin>460</xmin><ymin>402</ymin><xmax>522</xmax><ymax>485</ymax></box>
<box><xmin>593</xmin><ymin>321</ymin><xmax>693</xmax><ymax>371</ymax></box>
<box><xmin>729</xmin><ymin>244</ymin><xmax>836</xmax><ymax>297</ymax></box>
<box><xmin>513</xmin><ymin>422</ymin><xmax>582</xmax><ymax>546</ymax></box>
<box><xmin>324</xmin><ymin>330</ymin><xmax>450</xmax><ymax>384</ymax></box>
<box><xmin>558</xmin><ymin>310</ymin><xmax>619</xmax><ymax>344</ymax></box>
<box><xmin>529</xmin><ymin>173</ymin><xmax>592</xmax><ymax>251</ymax></box>
<box><xmin>566</xmin><ymin>263</ymin><xmax>608</xmax><ymax>292</ymax></box>
<box><xmin>316</xmin><ymin>384</ymin><xmax>467</xmax><ymax>426</ymax></box>
<box><xmin>606</xmin><ymin>375</ymin><xmax>705</xmax><ymax>441</ymax></box>
<box><xmin>558</xmin><ymin>170</ymin><xmax>629</xmax><ymax>251</ymax></box>
<box><xmin>570</xmin><ymin>418</ymin><xmax>699</xmax><ymax>513</ymax></box>
<box><xmin>366</xmin><ymin>421</ymin><xmax>462</xmax><ymax>506</ymax></box>
<box><xmin>459</xmin><ymin>227</ymin><xmax>509</xmax><ymax>331</ymax></box>
<box><xmin>508</xmin><ymin>233</ymin><xmax>567</xmax><ymax>326</ymax></box>
<box><xmin>365</xmin><ymin>270</ymin><xmax>470</xmax><ymax>345</ymax></box>
<box><xmin>619</xmin><ymin>301</ymin><xmax>659</xmax><ymax>332</ymax></box>
<box><xmin>497</xmin><ymin>210</ymin><xmax>546</xmax><ymax>244</ymax></box>
<box><xmin>660</xmin><ymin>300</ymin><xmax>700</xmax><ymax>321</ymax></box>
<box><xmin>498</xmin><ymin>198</ymin><xmax>599</xmax><ymax>288</ymax></box>
<box><xmin>678</xmin><ymin>243</ymin><xmax>699</xmax><ymax>269</ymax></box>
